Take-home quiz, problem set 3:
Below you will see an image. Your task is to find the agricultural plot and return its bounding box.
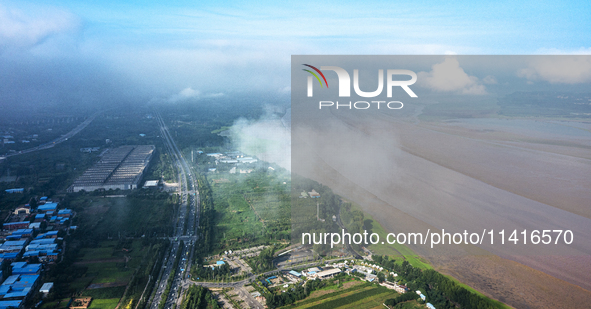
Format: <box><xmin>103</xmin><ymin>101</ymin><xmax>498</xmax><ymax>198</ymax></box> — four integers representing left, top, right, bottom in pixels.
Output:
<box><xmin>211</xmin><ymin>189</ymin><xmax>265</xmax><ymax>249</ymax></box>
<box><xmin>209</xmin><ymin>170</ymin><xmax>291</xmax><ymax>251</ymax></box>
<box><xmin>287</xmin><ymin>283</ymin><xmax>397</xmax><ymax>309</ymax></box>
<box><xmin>244</xmin><ymin>192</ymin><xmax>290</xmax><ymax>234</ymax></box>
<box><xmin>52</xmin><ymin>239</ymin><xmax>161</xmax><ymax>309</ymax></box>
<box><xmin>76</xmin><ymin>240</ymin><xmax>145</xmax><ymax>287</ymax></box>
<box><xmin>87</xmin><ymin>298</ymin><xmax>120</xmax><ymax>309</ymax></box>
<box><xmin>71</xmin><ymin>194</ymin><xmax>174</xmax><ymax>238</ymax></box>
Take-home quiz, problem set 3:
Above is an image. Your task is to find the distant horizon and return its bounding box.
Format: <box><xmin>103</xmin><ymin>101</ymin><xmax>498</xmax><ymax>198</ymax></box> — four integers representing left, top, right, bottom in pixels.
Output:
<box><xmin>1</xmin><ymin>0</ymin><xmax>591</xmax><ymax>112</ymax></box>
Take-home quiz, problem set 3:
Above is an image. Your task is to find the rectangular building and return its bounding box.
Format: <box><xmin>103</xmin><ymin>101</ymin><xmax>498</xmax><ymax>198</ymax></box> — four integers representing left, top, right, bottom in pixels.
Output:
<box><xmin>70</xmin><ymin>145</ymin><xmax>155</xmax><ymax>192</ymax></box>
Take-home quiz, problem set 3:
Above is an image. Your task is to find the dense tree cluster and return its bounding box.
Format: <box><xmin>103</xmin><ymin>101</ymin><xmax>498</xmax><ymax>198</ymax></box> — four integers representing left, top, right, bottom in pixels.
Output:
<box><xmin>180</xmin><ymin>285</ymin><xmax>220</xmax><ymax>309</ymax></box>
<box><xmin>196</xmin><ymin>173</ymin><xmax>215</xmax><ymax>255</ymax></box>
<box><xmin>191</xmin><ymin>262</ymin><xmax>231</xmax><ymax>281</ymax></box>
<box><xmin>247</xmin><ymin>245</ymin><xmax>276</xmax><ymax>273</ymax></box>
<box><xmin>384</xmin><ymin>292</ymin><xmax>417</xmax><ymax>307</ymax></box>
<box><xmin>373</xmin><ymin>255</ymin><xmax>496</xmax><ymax>309</ymax></box>
<box><xmin>265</xmin><ymin>277</ymin><xmax>326</xmax><ymax>308</ymax></box>
<box><xmin>291</xmin><ymin>175</ymin><xmax>342</xmax><ymax>256</ymax></box>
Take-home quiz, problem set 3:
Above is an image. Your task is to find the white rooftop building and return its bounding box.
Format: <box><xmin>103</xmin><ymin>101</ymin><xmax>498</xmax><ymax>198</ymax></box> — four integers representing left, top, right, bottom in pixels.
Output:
<box><xmin>40</xmin><ymin>282</ymin><xmax>53</xmax><ymax>293</ymax></box>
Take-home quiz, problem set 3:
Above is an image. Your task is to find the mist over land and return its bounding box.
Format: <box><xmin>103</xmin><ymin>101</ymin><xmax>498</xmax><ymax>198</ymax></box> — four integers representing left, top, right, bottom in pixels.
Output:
<box><xmin>1</xmin><ymin>2</ymin><xmax>591</xmax><ymax>308</ymax></box>
<box><xmin>288</xmin><ymin>56</ymin><xmax>591</xmax><ymax>308</ymax></box>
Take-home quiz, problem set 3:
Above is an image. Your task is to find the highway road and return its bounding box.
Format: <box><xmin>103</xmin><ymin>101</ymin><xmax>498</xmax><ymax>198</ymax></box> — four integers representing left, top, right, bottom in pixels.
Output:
<box><xmin>147</xmin><ymin>113</ymin><xmax>199</xmax><ymax>309</ymax></box>
<box><xmin>4</xmin><ymin>110</ymin><xmax>103</xmax><ymax>157</ymax></box>
<box><xmin>146</xmin><ymin>112</ymin><xmax>353</xmax><ymax>308</ymax></box>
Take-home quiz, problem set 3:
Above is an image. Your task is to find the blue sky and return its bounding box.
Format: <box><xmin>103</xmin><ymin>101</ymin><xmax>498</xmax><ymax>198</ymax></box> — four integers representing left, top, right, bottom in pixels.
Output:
<box><xmin>1</xmin><ymin>0</ymin><xmax>590</xmax><ymax>109</ymax></box>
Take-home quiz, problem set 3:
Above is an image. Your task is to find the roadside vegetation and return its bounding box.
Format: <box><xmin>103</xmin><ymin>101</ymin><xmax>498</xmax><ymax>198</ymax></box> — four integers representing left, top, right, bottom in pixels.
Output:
<box><xmin>180</xmin><ymin>285</ymin><xmax>220</xmax><ymax>309</ymax></box>
<box><xmin>1</xmin><ymin>100</ymin><xmax>511</xmax><ymax>309</ymax></box>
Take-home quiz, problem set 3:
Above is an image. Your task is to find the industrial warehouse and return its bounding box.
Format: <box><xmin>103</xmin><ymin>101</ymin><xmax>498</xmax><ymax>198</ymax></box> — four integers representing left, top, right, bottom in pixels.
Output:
<box><xmin>69</xmin><ymin>145</ymin><xmax>155</xmax><ymax>192</ymax></box>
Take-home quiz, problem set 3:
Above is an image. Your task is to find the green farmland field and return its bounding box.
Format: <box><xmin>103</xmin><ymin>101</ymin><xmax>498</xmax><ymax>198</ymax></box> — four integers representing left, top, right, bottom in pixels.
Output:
<box><xmin>285</xmin><ymin>283</ymin><xmax>401</xmax><ymax>309</ymax></box>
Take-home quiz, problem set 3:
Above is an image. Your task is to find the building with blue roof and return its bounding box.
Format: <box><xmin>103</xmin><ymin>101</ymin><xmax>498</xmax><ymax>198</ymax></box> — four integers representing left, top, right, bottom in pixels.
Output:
<box><xmin>5</xmin><ymin>275</ymin><xmax>39</xmax><ymax>288</ymax></box>
<box><xmin>4</xmin><ymin>189</ymin><xmax>24</xmax><ymax>194</ymax></box>
<box><xmin>57</xmin><ymin>209</ymin><xmax>72</xmax><ymax>217</ymax></box>
<box><xmin>0</xmin><ymin>285</ymin><xmax>10</xmax><ymax>295</ymax></box>
<box><xmin>11</xmin><ymin>229</ymin><xmax>32</xmax><ymax>237</ymax></box>
<box><xmin>11</xmin><ymin>262</ymin><xmax>41</xmax><ymax>275</ymax></box>
<box><xmin>10</xmin><ymin>262</ymin><xmax>26</xmax><ymax>269</ymax></box>
<box><xmin>216</xmin><ymin>261</ymin><xmax>225</xmax><ymax>265</ymax></box>
<box><xmin>288</xmin><ymin>270</ymin><xmax>302</xmax><ymax>277</ymax></box>
<box><xmin>34</xmin><ymin>231</ymin><xmax>58</xmax><ymax>240</ymax></box>
<box><xmin>426</xmin><ymin>303</ymin><xmax>436</xmax><ymax>309</ymax></box>
<box><xmin>12</xmin><ymin>263</ymin><xmax>41</xmax><ymax>275</ymax></box>
<box><xmin>0</xmin><ymin>241</ymin><xmax>26</xmax><ymax>254</ymax></box>
<box><xmin>2</xmin><ymin>241</ymin><xmax>26</xmax><ymax>247</ymax></box>
<box><xmin>40</xmin><ymin>197</ymin><xmax>48</xmax><ymax>201</ymax></box>
<box><xmin>37</xmin><ymin>203</ymin><xmax>58</xmax><ymax>212</ymax></box>
<box><xmin>0</xmin><ymin>253</ymin><xmax>19</xmax><ymax>261</ymax></box>
<box><xmin>26</xmin><ymin>244</ymin><xmax>57</xmax><ymax>252</ymax></box>
<box><xmin>30</xmin><ymin>239</ymin><xmax>55</xmax><ymax>245</ymax></box>
<box><xmin>2</xmin><ymin>275</ymin><xmax>19</xmax><ymax>286</ymax></box>
<box><xmin>0</xmin><ymin>300</ymin><xmax>22</xmax><ymax>309</ymax></box>
<box><xmin>2</xmin><ymin>222</ymin><xmax>29</xmax><ymax>231</ymax></box>
<box><xmin>3</xmin><ymin>290</ymin><xmax>29</xmax><ymax>299</ymax></box>
<box><xmin>22</xmin><ymin>251</ymin><xmax>40</xmax><ymax>258</ymax></box>
<box><xmin>0</xmin><ymin>274</ymin><xmax>39</xmax><ymax>303</ymax></box>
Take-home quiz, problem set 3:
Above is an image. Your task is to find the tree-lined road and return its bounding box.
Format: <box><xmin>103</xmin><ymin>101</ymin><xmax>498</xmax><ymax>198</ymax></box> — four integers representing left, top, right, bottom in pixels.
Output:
<box><xmin>147</xmin><ymin>113</ymin><xmax>199</xmax><ymax>309</ymax></box>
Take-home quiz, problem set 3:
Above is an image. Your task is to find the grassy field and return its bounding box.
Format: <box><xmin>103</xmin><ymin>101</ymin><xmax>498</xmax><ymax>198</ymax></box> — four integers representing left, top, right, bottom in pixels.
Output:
<box><xmin>68</xmin><ymin>193</ymin><xmax>174</xmax><ymax>238</ymax></box>
<box><xmin>286</xmin><ymin>282</ymin><xmax>398</xmax><ymax>309</ymax></box>
<box><xmin>75</xmin><ymin>240</ymin><xmax>146</xmax><ymax>289</ymax></box>
<box><xmin>344</xmin><ymin>202</ymin><xmax>511</xmax><ymax>309</ymax></box>
<box><xmin>244</xmin><ymin>191</ymin><xmax>290</xmax><ymax>232</ymax></box>
<box><xmin>87</xmin><ymin>298</ymin><xmax>120</xmax><ymax>309</ymax></box>
<box><xmin>208</xmin><ymin>169</ymin><xmax>291</xmax><ymax>252</ymax></box>
<box><xmin>342</xmin><ymin>200</ymin><xmax>431</xmax><ymax>270</ymax></box>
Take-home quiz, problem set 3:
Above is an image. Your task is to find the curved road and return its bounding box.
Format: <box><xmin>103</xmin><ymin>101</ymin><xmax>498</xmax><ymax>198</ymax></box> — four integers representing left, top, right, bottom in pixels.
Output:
<box><xmin>5</xmin><ymin>110</ymin><xmax>104</xmax><ymax>157</ymax></box>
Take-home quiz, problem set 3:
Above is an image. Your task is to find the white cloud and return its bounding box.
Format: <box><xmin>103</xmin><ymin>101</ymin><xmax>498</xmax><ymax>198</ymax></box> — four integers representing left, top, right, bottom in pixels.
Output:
<box><xmin>164</xmin><ymin>88</ymin><xmax>225</xmax><ymax>102</ymax></box>
<box><xmin>482</xmin><ymin>75</ymin><xmax>498</xmax><ymax>84</ymax></box>
<box><xmin>167</xmin><ymin>87</ymin><xmax>200</xmax><ymax>102</ymax></box>
<box><xmin>0</xmin><ymin>4</ymin><xmax>79</xmax><ymax>49</ymax></box>
<box><xmin>278</xmin><ymin>86</ymin><xmax>290</xmax><ymax>94</ymax></box>
<box><xmin>518</xmin><ymin>56</ymin><xmax>591</xmax><ymax>84</ymax></box>
<box><xmin>229</xmin><ymin>110</ymin><xmax>291</xmax><ymax>171</ymax></box>
<box><xmin>418</xmin><ymin>57</ymin><xmax>487</xmax><ymax>95</ymax></box>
